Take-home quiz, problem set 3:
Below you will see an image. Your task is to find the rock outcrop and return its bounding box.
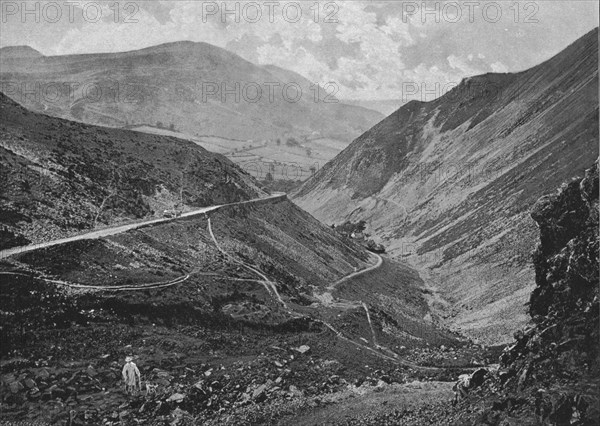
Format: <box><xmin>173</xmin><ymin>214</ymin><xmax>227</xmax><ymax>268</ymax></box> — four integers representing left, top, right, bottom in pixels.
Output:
<box><xmin>529</xmin><ymin>161</ymin><xmax>599</xmax><ymax>320</ymax></box>
<box><xmin>457</xmin><ymin>161</ymin><xmax>599</xmax><ymax>425</ymax></box>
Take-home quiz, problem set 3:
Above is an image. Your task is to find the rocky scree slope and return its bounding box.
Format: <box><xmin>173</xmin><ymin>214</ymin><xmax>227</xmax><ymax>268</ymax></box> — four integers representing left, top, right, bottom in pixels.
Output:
<box><xmin>0</xmin><ymin>92</ymin><xmax>264</xmax><ymax>249</ymax></box>
<box><xmin>293</xmin><ymin>28</ymin><xmax>599</xmax><ymax>344</ymax></box>
<box><xmin>0</xmin><ymin>42</ymin><xmax>383</xmax><ymax>143</ymax></box>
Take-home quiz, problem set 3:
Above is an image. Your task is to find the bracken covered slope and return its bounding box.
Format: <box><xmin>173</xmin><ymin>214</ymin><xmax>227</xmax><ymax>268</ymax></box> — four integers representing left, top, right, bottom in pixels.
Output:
<box><xmin>294</xmin><ymin>28</ymin><xmax>599</xmax><ymax>343</ymax></box>
<box><xmin>0</xmin><ymin>92</ymin><xmax>265</xmax><ymax>249</ymax></box>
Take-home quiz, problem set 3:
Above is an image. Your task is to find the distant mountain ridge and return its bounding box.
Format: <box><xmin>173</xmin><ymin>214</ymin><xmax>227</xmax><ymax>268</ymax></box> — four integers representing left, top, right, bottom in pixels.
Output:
<box><xmin>0</xmin><ymin>41</ymin><xmax>383</xmax><ymax>143</ymax></box>
<box><xmin>293</xmin><ymin>28</ymin><xmax>599</xmax><ymax>343</ymax></box>
<box><xmin>340</xmin><ymin>98</ymin><xmax>405</xmax><ymax>116</ymax></box>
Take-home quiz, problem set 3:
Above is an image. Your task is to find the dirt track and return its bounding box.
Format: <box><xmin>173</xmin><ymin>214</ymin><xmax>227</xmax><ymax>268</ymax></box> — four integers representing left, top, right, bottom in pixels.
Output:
<box><xmin>276</xmin><ymin>380</ymin><xmax>455</xmax><ymax>425</ymax></box>
<box><xmin>328</xmin><ymin>252</ymin><xmax>383</xmax><ymax>291</ymax></box>
<box><xmin>1</xmin><ymin>193</ymin><xmax>457</xmax><ymax>373</ymax></box>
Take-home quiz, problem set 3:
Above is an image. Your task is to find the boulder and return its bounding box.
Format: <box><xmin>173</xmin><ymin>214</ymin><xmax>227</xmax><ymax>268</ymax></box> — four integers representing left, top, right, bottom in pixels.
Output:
<box><xmin>170</xmin><ymin>407</ymin><xmax>193</xmax><ymax>425</ymax></box>
<box><xmin>295</xmin><ymin>345</ymin><xmax>310</xmax><ymax>354</ymax></box>
<box><xmin>289</xmin><ymin>385</ymin><xmax>304</xmax><ymax>397</ymax></box>
<box><xmin>9</xmin><ymin>381</ymin><xmax>24</xmax><ymax>393</ymax></box>
<box><xmin>86</xmin><ymin>366</ymin><xmax>98</xmax><ymax>377</ymax></box>
<box><xmin>252</xmin><ymin>383</ymin><xmax>271</xmax><ymax>400</ymax></box>
<box><xmin>167</xmin><ymin>393</ymin><xmax>185</xmax><ymax>403</ymax></box>
<box><xmin>23</xmin><ymin>378</ymin><xmax>37</xmax><ymax>389</ymax></box>
<box><xmin>1</xmin><ymin>374</ymin><xmax>16</xmax><ymax>385</ymax></box>
<box><xmin>470</xmin><ymin>368</ymin><xmax>488</xmax><ymax>388</ymax></box>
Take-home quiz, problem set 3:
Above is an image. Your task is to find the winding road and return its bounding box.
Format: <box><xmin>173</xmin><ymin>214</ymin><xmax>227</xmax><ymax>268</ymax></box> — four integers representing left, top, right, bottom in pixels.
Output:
<box><xmin>207</xmin><ymin>217</ymin><xmax>286</xmax><ymax>306</ymax></box>
<box><xmin>0</xmin><ymin>192</ymin><xmax>286</xmax><ymax>260</ymax></box>
<box><xmin>0</xmin><ymin>192</ymin><xmax>453</xmax><ymax>370</ymax></box>
<box><xmin>328</xmin><ymin>252</ymin><xmax>383</xmax><ymax>291</ymax></box>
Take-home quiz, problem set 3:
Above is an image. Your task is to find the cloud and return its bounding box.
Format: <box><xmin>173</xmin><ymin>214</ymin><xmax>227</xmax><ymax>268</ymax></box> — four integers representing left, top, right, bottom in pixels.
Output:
<box><xmin>1</xmin><ymin>1</ymin><xmax>598</xmax><ymax>101</ymax></box>
<box><xmin>52</xmin><ymin>1</ymin><xmax>323</xmax><ymax>54</ymax></box>
<box><xmin>447</xmin><ymin>55</ymin><xmax>484</xmax><ymax>77</ymax></box>
<box><xmin>490</xmin><ymin>61</ymin><xmax>509</xmax><ymax>73</ymax></box>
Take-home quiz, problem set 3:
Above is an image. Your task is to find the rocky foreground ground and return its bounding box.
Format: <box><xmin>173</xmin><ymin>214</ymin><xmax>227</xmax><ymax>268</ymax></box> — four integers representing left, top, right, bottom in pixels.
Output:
<box><xmin>1</xmin><ymin>309</ymin><xmax>495</xmax><ymax>425</ymax></box>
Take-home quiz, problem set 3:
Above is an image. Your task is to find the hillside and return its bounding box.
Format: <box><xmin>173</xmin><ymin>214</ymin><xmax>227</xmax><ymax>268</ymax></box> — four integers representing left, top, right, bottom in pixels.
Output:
<box><xmin>309</xmin><ymin>161</ymin><xmax>599</xmax><ymax>425</ymax></box>
<box><xmin>261</xmin><ymin>64</ymin><xmax>383</xmax><ymax>132</ymax></box>
<box><xmin>0</xmin><ymin>92</ymin><xmax>264</xmax><ymax>249</ymax></box>
<box><xmin>0</xmin><ymin>41</ymin><xmax>383</xmax><ymax>145</ymax></box>
<box><xmin>0</xmin><ymin>179</ymin><xmax>473</xmax><ymax>426</ymax></box>
<box><xmin>294</xmin><ymin>28</ymin><xmax>599</xmax><ymax>343</ymax></box>
<box><xmin>447</xmin><ymin>161</ymin><xmax>599</xmax><ymax>425</ymax></box>
<box><xmin>340</xmin><ymin>98</ymin><xmax>406</xmax><ymax>117</ymax></box>
<box><xmin>0</xmin><ymin>96</ymin><xmax>484</xmax><ymax>424</ymax></box>
<box><xmin>0</xmin><ymin>46</ymin><xmax>44</xmax><ymax>60</ymax></box>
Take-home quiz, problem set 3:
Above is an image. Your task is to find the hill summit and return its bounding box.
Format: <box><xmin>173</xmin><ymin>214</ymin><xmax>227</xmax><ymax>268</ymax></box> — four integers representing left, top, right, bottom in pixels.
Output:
<box><xmin>0</xmin><ymin>45</ymin><xmax>44</xmax><ymax>59</ymax></box>
<box><xmin>0</xmin><ymin>41</ymin><xmax>383</xmax><ymax>143</ymax></box>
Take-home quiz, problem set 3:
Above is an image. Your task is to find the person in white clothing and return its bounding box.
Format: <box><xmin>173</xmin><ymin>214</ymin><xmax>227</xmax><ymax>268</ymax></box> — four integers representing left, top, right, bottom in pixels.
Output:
<box><xmin>122</xmin><ymin>356</ymin><xmax>141</xmax><ymax>394</ymax></box>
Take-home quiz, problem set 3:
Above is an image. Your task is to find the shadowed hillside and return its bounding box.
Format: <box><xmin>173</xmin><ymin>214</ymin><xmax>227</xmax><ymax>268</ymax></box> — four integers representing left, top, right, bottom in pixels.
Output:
<box><xmin>0</xmin><ymin>92</ymin><xmax>264</xmax><ymax>249</ymax></box>
<box><xmin>313</xmin><ymin>161</ymin><xmax>599</xmax><ymax>426</ymax></box>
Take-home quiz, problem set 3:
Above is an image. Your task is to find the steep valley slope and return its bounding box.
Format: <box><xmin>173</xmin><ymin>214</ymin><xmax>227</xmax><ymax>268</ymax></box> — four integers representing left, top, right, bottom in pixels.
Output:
<box><xmin>309</xmin><ymin>161</ymin><xmax>599</xmax><ymax>426</ymax></box>
<box><xmin>294</xmin><ymin>28</ymin><xmax>599</xmax><ymax>344</ymax></box>
<box><xmin>0</xmin><ymin>92</ymin><xmax>265</xmax><ymax>249</ymax></box>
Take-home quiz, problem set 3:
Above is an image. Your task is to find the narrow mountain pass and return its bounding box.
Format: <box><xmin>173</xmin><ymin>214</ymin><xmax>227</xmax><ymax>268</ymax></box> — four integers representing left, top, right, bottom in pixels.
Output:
<box><xmin>292</xmin><ymin>28</ymin><xmax>599</xmax><ymax>344</ymax></box>
<box><xmin>205</xmin><ymin>216</ymin><xmax>452</xmax><ymax>369</ymax></box>
<box><xmin>199</xmin><ymin>211</ymin><xmax>471</xmax><ymax>373</ymax></box>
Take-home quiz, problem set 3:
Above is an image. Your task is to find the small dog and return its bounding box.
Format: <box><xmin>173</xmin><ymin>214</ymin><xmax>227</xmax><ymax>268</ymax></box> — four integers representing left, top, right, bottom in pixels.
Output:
<box><xmin>145</xmin><ymin>383</ymin><xmax>159</xmax><ymax>396</ymax></box>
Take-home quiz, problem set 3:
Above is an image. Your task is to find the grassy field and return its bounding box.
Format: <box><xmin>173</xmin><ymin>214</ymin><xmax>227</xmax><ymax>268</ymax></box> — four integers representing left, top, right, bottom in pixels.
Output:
<box><xmin>131</xmin><ymin>125</ymin><xmax>348</xmax><ymax>182</ymax></box>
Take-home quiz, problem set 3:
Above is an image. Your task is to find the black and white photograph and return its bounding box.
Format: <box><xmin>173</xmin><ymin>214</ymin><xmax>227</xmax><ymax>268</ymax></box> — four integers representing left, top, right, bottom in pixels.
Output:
<box><xmin>0</xmin><ymin>1</ymin><xmax>598</xmax><ymax>424</ymax></box>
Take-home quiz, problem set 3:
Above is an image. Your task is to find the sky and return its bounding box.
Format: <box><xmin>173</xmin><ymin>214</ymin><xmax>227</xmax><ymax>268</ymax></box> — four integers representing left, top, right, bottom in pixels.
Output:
<box><xmin>1</xmin><ymin>0</ymin><xmax>598</xmax><ymax>100</ymax></box>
